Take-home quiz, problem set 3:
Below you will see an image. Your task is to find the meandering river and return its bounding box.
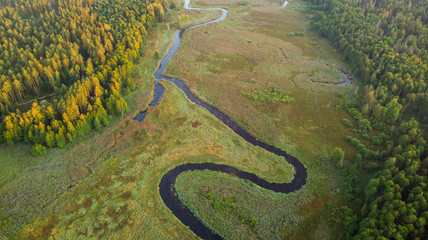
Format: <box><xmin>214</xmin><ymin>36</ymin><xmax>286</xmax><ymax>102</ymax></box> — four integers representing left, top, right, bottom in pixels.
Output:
<box><xmin>136</xmin><ymin>1</ymin><xmax>308</xmax><ymax>239</ymax></box>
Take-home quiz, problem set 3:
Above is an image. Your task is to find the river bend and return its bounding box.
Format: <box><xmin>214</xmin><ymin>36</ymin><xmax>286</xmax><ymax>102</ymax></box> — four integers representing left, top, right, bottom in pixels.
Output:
<box><xmin>138</xmin><ymin>1</ymin><xmax>308</xmax><ymax>239</ymax></box>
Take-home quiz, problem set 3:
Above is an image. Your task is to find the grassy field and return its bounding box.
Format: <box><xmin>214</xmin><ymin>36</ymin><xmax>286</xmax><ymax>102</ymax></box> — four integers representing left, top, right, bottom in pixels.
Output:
<box><xmin>0</xmin><ymin>2</ymin><xmax>187</xmax><ymax>237</ymax></box>
<box><xmin>175</xmin><ymin>167</ymin><xmax>338</xmax><ymax>240</ymax></box>
<box><xmin>165</xmin><ymin>0</ymin><xmax>358</xmax><ymax>157</ymax></box>
<box><xmin>167</xmin><ymin>0</ymin><xmax>361</xmax><ymax>239</ymax></box>
<box><xmin>14</xmin><ymin>80</ymin><xmax>295</xmax><ymax>239</ymax></box>
<box><xmin>0</xmin><ymin>0</ymin><xmax>361</xmax><ymax>239</ymax></box>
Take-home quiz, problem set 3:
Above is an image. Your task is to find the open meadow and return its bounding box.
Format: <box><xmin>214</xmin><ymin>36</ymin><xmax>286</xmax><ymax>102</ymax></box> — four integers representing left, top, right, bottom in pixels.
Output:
<box><xmin>166</xmin><ymin>0</ymin><xmax>358</xmax><ymax>156</ymax></box>
<box><xmin>166</xmin><ymin>0</ymin><xmax>362</xmax><ymax>238</ymax></box>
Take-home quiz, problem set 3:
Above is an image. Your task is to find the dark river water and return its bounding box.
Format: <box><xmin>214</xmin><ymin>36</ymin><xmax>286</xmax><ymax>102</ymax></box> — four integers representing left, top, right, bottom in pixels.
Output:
<box><xmin>135</xmin><ymin>1</ymin><xmax>307</xmax><ymax>239</ymax></box>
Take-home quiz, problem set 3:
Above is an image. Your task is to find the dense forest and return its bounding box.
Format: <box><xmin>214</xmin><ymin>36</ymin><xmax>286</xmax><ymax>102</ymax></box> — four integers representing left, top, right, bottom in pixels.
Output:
<box><xmin>0</xmin><ymin>0</ymin><xmax>167</xmax><ymax>150</ymax></box>
<box><xmin>307</xmin><ymin>0</ymin><xmax>427</xmax><ymax>238</ymax></box>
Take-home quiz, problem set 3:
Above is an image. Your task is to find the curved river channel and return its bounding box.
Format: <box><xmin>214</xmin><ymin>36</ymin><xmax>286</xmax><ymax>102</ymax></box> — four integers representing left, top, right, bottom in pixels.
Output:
<box><xmin>135</xmin><ymin>1</ymin><xmax>308</xmax><ymax>239</ymax></box>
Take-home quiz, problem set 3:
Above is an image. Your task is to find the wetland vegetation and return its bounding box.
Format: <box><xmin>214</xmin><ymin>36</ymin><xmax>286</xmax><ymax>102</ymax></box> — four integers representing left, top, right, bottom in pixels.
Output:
<box><xmin>0</xmin><ymin>0</ymin><xmax>426</xmax><ymax>239</ymax></box>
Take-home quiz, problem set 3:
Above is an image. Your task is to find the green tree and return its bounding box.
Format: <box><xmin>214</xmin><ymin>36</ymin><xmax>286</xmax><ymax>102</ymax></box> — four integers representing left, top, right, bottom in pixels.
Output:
<box><xmin>93</xmin><ymin>116</ymin><xmax>102</xmax><ymax>131</ymax></box>
<box><xmin>330</xmin><ymin>147</ymin><xmax>345</xmax><ymax>168</ymax></box>
<box><xmin>178</xmin><ymin>13</ymin><xmax>190</xmax><ymax>28</ymax></box>
<box><xmin>382</xmin><ymin>98</ymin><xmax>402</xmax><ymax>123</ymax></box>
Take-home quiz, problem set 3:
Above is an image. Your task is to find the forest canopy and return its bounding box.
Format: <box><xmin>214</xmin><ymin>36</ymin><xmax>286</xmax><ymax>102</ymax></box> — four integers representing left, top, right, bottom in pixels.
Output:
<box><xmin>307</xmin><ymin>0</ymin><xmax>427</xmax><ymax>239</ymax></box>
<box><xmin>0</xmin><ymin>0</ymin><xmax>167</xmax><ymax>148</ymax></box>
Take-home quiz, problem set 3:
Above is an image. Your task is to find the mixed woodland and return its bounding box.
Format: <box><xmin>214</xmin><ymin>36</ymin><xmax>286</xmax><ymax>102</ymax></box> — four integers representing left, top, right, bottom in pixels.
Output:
<box><xmin>308</xmin><ymin>0</ymin><xmax>427</xmax><ymax>238</ymax></box>
<box><xmin>0</xmin><ymin>0</ymin><xmax>426</xmax><ymax>239</ymax></box>
<box><xmin>0</xmin><ymin>0</ymin><xmax>167</xmax><ymax>149</ymax></box>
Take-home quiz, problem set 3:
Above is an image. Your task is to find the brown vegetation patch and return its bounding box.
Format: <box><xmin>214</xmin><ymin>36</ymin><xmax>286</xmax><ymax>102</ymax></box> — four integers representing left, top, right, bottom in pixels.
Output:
<box><xmin>82</xmin><ymin>198</ymin><xmax>93</xmax><ymax>209</ymax></box>
<box><xmin>195</xmin><ymin>52</ymin><xmax>255</xmax><ymax>74</ymax></box>
<box><xmin>93</xmin><ymin>220</ymin><xmax>109</xmax><ymax>234</ymax></box>
<box><xmin>25</xmin><ymin>215</ymin><xmax>58</xmax><ymax>240</ymax></box>
<box><xmin>192</xmin><ymin>120</ymin><xmax>202</xmax><ymax>127</ymax></box>
<box><xmin>120</xmin><ymin>191</ymin><xmax>133</xmax><ymax>200</ymax></box>
<box><xmin>107</xmin><ymin>205</ymin><xmax>128</xmax><ymax>218</ymax></box>
<box><xmin>252</xmin><ymin>0</ymin><xmax>288</xmax><ymax>13</ymax></box>
<box><xmin>69</xmin><ymin>165</ymin><xmax>90</xmax><ymax>182</ymax></box>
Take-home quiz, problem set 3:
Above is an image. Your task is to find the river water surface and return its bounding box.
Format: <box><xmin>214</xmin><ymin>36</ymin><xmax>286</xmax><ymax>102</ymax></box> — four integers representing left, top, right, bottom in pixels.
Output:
<box><xmin>136</xmin><ymin>1</ymin><xmax>308</xmax><ymax>239</ymax></box>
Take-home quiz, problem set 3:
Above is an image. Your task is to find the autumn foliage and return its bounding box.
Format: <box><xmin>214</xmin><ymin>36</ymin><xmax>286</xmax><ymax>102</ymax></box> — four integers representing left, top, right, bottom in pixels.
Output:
<box><xmin>0</xmin><ymin>0</ymin><xmax>167</xmax><ymax>147</ymax></box>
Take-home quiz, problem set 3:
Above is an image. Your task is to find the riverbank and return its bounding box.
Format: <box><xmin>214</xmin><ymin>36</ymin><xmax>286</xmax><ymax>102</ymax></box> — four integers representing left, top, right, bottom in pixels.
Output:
<box><xmin>0</xmin><ymin>1</ymin><xmax>215</xmax><ymax>237</ymax></box>
<box><xmin>1</xmin><ymin>0</ymin><xmax>359</xmax><ymax>239</ymax></box>
<box><xmin>168</xmin><ymin>0</ymin><xmax>359</xmax><ymax>238</ymax></box>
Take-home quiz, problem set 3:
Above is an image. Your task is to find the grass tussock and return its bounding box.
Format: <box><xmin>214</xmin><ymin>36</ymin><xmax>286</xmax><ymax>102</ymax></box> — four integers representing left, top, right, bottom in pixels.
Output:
<box><xmin>12</xmin><ymin>79</ymin><xmax>296</xmax><ymax>239</ymax></box>
<box><xmin>241</xmin><ymin>86</ymin><xmax>295</xmax><ymax>103</ymax></box>
<box><xmin>175</xmin><ymin>169</ymin><xmax>333</xmax><ymax>239</ymax></box>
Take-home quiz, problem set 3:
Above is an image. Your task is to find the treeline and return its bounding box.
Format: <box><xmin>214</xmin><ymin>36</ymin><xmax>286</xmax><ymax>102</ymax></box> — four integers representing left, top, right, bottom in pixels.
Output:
<box><xmin>306</xmin><ymin>0</ymin><xmax>427</xmax><ymax>239</ymax></box>
<box><xmin>0</xmin><ymin>0</ymin><xmax>168</xmax><ymax>148</ymax></box>
<box><xmin>310</xmin><ymin>0</ymin><xmax>427</xmax><ymax>121</ymax></box>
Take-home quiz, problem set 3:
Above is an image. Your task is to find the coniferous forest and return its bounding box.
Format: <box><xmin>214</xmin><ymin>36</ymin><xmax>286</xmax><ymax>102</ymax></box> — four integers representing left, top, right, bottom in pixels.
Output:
<box><xmin>0</xmin><ymin>0</ymin><xmax>427</xmax><ymax>239</ymax></box>
<box><xmin>0</xmin><ymin>0</ymin><xmax>165</xmax><ymax>148</ymax></box>
<box><xmin>308</xmin><ymin>0</ymin><xmax>427</xmax><ymax>239</ymax></box>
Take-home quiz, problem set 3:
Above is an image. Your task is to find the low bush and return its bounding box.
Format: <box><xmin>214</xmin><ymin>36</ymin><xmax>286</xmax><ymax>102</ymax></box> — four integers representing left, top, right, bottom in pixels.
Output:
<box><xmin>343</xmin><ymin>118</ymin><xmax>353</xmax><ymax>128</ymax></box>
<box><xmin>241</xmin><ymin>86</ymin><xmax>295</xmax><ymax>103</ymax></box>
<box><xmin>32</xmin><ymin>144</ymin><xmax>47</xmax><ymax>156</ymax></box>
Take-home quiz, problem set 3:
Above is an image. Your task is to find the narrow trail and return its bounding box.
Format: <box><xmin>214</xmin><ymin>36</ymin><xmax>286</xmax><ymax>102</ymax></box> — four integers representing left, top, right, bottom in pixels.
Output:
<box><xmin>136</xmin><ymin>1</ymin><xmax>308</xmax><ymax>239</ymax></box>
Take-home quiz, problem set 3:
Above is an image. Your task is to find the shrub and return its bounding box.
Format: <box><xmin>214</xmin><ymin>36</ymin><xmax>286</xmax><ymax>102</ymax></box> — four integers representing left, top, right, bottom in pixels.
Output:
<box><xmin>178</xmin><ymin>13</ymin><xmax>189</xmax><ymax>28</ymax></box>
<box><xmin>99</xmin><ymin>114</ymin><xmax>110</xmax><ymax>127</ymax></box>
<box><xmin>241</xmin><ymin>86</ymin><xmax>295</xmax><ymax>103</ymax></box>
<box><xmin>350</xmin><ymin>138</ymin><xmax>361</xmax><ymax>147</ymax></box>
<box><xmin>370</xmin><ymin>135</ymin><xmax>384</xmax><ymax>146</ymax></box>
<box><xmin>357</xmin><ymin>119</ymin><xmax>372</xmax><ymax>134</ymax></box>
<box><xmin>343</xmin><ymin>118</ymin><xmax>353</xmax><ymax>128</ymax></box>
<box><xmin>372</xmin><ymin>121</ymin><xmax>387</xmax><ymax>131</ymax></box>
<box><xmin>239</xmin><ymin>212</ymin><xmax>248</xmax><ymax>223</ymax></box>
<box><xmin>32</xmin><ymin>144</ymin><xmax>47</xmax><ymax>156</ymax></box>
<box><xmin>348</xmin><ymin>108</ymin><xmax>363</xmax><ymax>120</ymax></box>
<box><xmin>169</xmin><ymin>0</ymin><xmax>176</xmax><ymax>9</ymax></box>
<box><xmin>330</xmin><ymin>147</ymin><xmax>345</xmax><ymax>168</ymax></box>
<box><xmin>362</xmin><ymin>133</ymin><xmax>369</xmax><ymax>140</ymax></box>
<box><xmin>205</xmin><ymin>192</ymin><xmax>215</xmax><ymax>200</ymax></box>
<box><xmin>249</xmin><ymin>217</ymin><xmax>259</xmax><ymax>228</ymax></box>
<box><xmin>355</xmin><ymin>154</ymin><xmax>362</xmax><ymax>165</ymax></box>
<box><xmin>154</xmin><ymin>50</ymin><xmax>160</xmax><ymax>59</ymax></box>
<box><xmin>213</xmin><ymin>199</ymin><xmax>221</xmax><ymax>210</ymax></box>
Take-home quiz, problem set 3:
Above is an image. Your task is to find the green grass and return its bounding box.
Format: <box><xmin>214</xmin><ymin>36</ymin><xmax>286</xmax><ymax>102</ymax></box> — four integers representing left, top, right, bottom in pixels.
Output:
<box><xmin>163</xmin><ymin>0</ymin><xmax>361</xmax><ymax>238</ymax></box>
<box><xmin>15</xmin><ymin>80</ymin><xmax>296</xmax><ymax>239</ymax></box>
<box><xmin>0</xmin><ymin>2</ymin><xmax>187</xmax><ymax>237</ymax></box>
<box><xmin>175</xmin><ymin>166</ymin><xmax>337</xmax><ymax>240</ymax></box>
<box><xmin>173</xmin><ymin>122</ymin><xmax>348</xmax><ymax>239</ymax></box>
<box><xmin>195</xmin><ymin>52</ymin><xmax>255</xmax><ymax>74</ymax></box>
<box><xmin>241</xmin><ymin>86</ymin><xmax>295</xmax><ymax>103</ymax></box>
<box><xmin>0</xmin><ymin>144</ymin><xmax>34</xmax><ymax>189</ymax></box>
<box><xmin>165</xmin><ymin>0</ymin><xmax>358</xmax><ymax>155</ymax></box>
<box><xmin>0</xmin><ymin>0</ymin><xmax>363</xmax><ymax>239</ymax></box>
<box><xmin>179</xmin><ymin>8</ymin><xmax>224</xmax><ymax>29</ymax></box>
<box><xmin>175</xmin><ymin>170</ymin><xmax>302</xmax><ymax>240</ymax></box>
